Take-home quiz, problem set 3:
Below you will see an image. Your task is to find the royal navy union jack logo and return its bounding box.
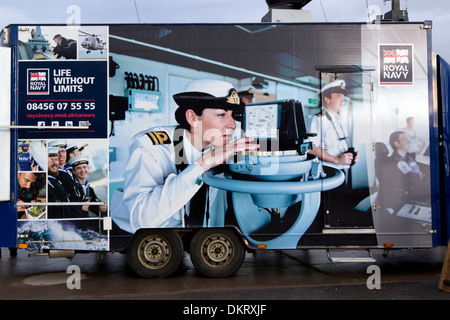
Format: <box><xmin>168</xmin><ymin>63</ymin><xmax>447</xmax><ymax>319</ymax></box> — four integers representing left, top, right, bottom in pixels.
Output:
<box><xmin>383</xmin><ymin>49</ymin><xmax>410</xmax><ymax>64</ymax></box>
<box><xmin>27</xmin><ymin>68</ymin><xmax>50</xmax><ymax>95</ymax></box>
<box><xmin>379</xmin><ymin>44</ymin><xmax>413</xmax><ymax>86</ymax></box>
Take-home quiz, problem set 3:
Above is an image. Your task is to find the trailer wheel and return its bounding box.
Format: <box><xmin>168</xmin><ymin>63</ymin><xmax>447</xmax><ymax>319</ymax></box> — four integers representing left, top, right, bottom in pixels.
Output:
<box><xmin>189</xmin><ymin>228</ymin><xmax>245</xmax><ymax>278</ymax></box>
<box><xmin>127</xmin><ymin>229</ymin><xmax>183</xmax><ymax>279</ymax></box>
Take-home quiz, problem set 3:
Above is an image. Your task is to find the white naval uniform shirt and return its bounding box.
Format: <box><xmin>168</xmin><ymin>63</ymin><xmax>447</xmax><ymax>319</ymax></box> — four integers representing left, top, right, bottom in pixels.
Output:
<box><xmin>111</xmin><ymin>126</ymin><xmax>226</xmax><ymax>233</ymax></box>
<box><xmin>309</xmin><ymin>109</ymin><xmax>350</xmax><ymax>170</ymax></box>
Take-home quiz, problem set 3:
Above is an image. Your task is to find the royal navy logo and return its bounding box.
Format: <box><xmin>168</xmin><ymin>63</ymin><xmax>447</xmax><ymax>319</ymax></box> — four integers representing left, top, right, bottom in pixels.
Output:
<box><xmin>27</xmin><ymin>68</ymin><xmax>50</xmax><ymax>95</ymax></box>
<box><xmin>379</xmin><ymin>44</ymin><xmax>414</xmax><ymax>86</ymax></box>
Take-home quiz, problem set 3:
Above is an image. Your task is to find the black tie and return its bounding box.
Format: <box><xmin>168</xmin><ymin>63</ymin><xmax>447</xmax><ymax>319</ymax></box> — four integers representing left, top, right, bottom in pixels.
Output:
<box><xmin>188</xmin><ymin>183</ymin><xmax>209</xmax><ymax>227</ymax></box>
<box><xmin>173</xmin><ymin>127</ymin><xmax>209</xmax><ymax>227</ymax></box>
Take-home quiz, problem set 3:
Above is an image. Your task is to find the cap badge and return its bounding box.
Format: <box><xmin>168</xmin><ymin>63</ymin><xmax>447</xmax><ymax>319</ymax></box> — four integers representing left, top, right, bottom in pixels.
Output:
<box><xmin>226</xmin><ymin>90</ymin><xmax>240</xmax><ymax>105</ymax></box>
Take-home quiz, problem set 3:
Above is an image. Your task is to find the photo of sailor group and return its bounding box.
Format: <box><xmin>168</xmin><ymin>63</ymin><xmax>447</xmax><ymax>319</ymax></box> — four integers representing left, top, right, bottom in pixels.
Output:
<box><xmin>17</xmin><ymin>139</ymin><xmax>108</xmax><ymax>220</ymax></box>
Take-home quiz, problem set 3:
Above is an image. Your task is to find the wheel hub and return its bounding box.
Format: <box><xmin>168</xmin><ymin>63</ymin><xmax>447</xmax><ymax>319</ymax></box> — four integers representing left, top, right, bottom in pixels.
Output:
<box><xmin>204</xmin><ymin>235</ymin><xmax>233</xmax><ymax>266</ymax></box>
<box><xmin>139</xmin><ymin>236</ymin><xmax>170</xmax><ymax>268</ymax></box>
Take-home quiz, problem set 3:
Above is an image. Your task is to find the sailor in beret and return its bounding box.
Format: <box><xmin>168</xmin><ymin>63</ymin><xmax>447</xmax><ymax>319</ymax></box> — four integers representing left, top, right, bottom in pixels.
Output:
<box><xmin>111</xmin><ymin>79</ymin><xmax>259</xmax><ymax>233</ymax></box>
<box><xmin>309</xmin><ymin>80</ymin><xmax>358</xmax><ymax>169</ymax></box>
<box><xmin>69</xmin><ymin>156</ymin><xmax>107</xmax><ymax>217</ymax></box>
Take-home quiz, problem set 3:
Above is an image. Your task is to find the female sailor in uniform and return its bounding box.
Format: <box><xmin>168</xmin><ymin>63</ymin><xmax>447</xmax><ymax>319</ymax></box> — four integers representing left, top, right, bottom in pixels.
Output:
<box><xmin>111</xmin><ymin>80</ymin><xmax>258</xmax><ymax>233</ymax></box>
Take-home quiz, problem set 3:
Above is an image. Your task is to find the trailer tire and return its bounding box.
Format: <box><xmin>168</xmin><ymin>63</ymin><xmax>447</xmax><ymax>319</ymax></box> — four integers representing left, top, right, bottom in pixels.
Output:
<box><xmin>127</xmin><ymin>229</ymin><xmax>183</xmax><ymax>279</ymax></box>
<box><xmin>189</xmin><ymin>228</ymin><xmax>245</xmax><ymax>278</ymax></box>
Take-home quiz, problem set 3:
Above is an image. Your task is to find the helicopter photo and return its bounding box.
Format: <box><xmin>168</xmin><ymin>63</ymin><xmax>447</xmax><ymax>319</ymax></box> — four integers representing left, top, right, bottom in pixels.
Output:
<box><xmin>79</xmin><ymin>29</ymin><xmax>107</xmax><ymax>54</ymax></box>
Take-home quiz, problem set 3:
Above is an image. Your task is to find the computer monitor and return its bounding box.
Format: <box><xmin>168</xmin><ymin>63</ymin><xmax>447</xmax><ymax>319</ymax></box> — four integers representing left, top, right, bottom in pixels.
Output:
<box><xmin>239</xmin><ymin>100</ymin><xmax>315</xmax><ymax>155</ymax></box>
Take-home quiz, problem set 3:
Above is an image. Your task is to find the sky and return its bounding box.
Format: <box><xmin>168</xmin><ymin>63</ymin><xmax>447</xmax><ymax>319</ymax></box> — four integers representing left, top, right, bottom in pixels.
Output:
<box><xmin>0</xmin><ymin>0</ymin><xmax>449</xmax><ymax>60</ymax></box>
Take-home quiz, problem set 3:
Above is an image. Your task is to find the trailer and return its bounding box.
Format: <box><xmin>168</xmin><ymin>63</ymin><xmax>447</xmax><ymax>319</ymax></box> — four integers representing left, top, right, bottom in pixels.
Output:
<box><xmin>0</xmin><ymin>15</ymin><xmax>449</xmax><ymax>278</ymax></box>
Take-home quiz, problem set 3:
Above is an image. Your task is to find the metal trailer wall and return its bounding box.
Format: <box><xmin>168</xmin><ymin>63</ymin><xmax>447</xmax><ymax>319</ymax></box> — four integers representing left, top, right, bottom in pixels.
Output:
<box><xmin>0</xmin><ymin>22</ymin><xmax>443</xmax><ymax>251</ymax></box>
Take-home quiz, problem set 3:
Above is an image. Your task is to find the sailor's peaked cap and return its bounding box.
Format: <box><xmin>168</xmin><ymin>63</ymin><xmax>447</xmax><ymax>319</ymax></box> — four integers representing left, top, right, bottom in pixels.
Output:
<box><xmin>69</xmin><ymin>155</ymin><xmax>89</xmax><ymax>167</ymax></box>
<box><xmin>173</xmin><ymin>79</ymin><xmax>244</xmax><ymax>123</ymax></box>
<box><xmin>321</xmin><ymin>80</ymin><xmax>347</xmax><ymax>96</ymax></box>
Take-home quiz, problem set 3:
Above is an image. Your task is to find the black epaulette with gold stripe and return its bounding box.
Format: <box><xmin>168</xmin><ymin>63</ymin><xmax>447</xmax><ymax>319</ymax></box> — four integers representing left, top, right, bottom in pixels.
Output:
<box><xmin>316</xmin><ymin>111</ymin><xmax>325</xmax><ymax>117</ymax></box>
<box><xmin>316</xmin><ymin>110</ymin><xmax>332</xmax><ymax>120</ymax></box>
<box><xmin>146</xmin><ymin>131</ymin><xmax>171</xmax><ymax>145</ymax></box>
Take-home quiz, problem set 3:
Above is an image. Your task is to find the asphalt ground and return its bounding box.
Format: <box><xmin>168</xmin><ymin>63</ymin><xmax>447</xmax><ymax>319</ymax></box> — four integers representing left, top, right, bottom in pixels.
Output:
<box><xmin>1</xmin><ymin>245</ymin><xmax>449</xmax><ymax>302</ymax></box>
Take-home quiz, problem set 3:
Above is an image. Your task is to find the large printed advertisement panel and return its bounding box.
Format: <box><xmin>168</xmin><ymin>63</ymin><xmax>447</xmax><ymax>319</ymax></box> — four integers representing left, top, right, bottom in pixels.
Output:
<box><xmin>16</xmin><ymin>25</ymin><xmax>109</xmax><ymax>251</ymax></box>
<box><xmin>107</xmin><ymin>23</ymin><xmax>433</xmax><ymax>250</ymax></box>
<box><xmin>12</xmin><ymin>23</ymin><xmax>433</xmax><ymax>251</ymax></box>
